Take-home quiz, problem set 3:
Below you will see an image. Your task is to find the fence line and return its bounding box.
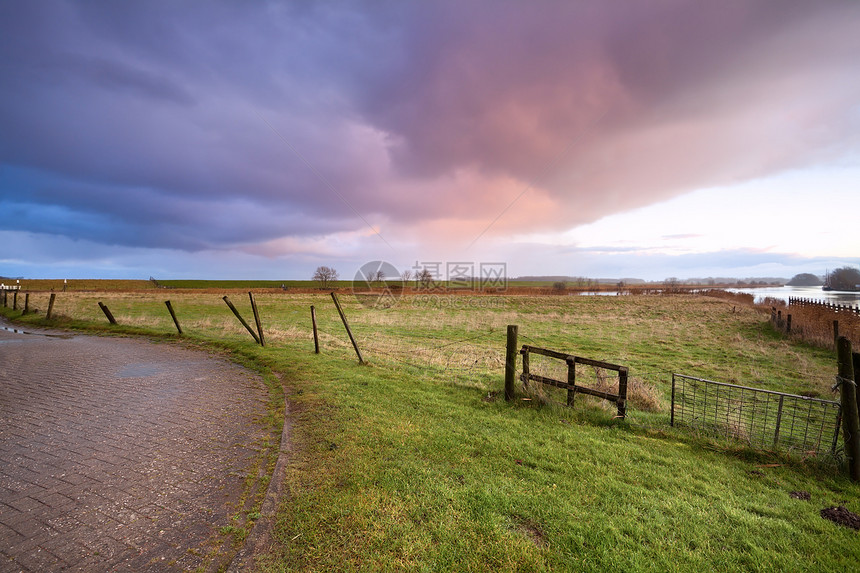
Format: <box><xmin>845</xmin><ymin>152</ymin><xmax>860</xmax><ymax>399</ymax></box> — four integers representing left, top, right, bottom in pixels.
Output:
<box><xmin>789</xmin><ymin>297</ymin><xmax>860</xmax><ymax>316</ymax></box>
<box><xmin>772</xmin><ymin>298</ymin><xmax>860</xmax><ymax>350</ymax></box>
<box><xmin>4</xmin><ymin>291</ymin><xmax>851</xmax><ymax>463</ymax></box>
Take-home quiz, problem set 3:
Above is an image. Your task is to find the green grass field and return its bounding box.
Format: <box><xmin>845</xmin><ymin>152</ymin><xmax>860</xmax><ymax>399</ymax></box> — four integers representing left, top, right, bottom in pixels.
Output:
<box><xmin>3</xmin><ymin>289</ymin><xmax>858</xmax><ymax>571</ymax></box>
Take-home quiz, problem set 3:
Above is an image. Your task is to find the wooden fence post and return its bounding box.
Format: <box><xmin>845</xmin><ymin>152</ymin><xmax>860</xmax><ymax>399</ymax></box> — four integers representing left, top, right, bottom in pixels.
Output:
<box><xmin>566</xmin><ymin>357</ymin><xmax>576</xmax><ymax>407</ymax></box>
<box><xmin>249</xmin><ymin>292</ymin><xmax>265</xmax><ymax>347</ymax></box>
<box><xmin>98</xmin><ymin>302</ymin><xmax>117</xmax><ymax>325</ymax></box>
<box><xmin>617</xmin><ymin>366</ymin><xmax>628</xmax><ymax>419</ymax></box>
<box><xmin>46</xmin><ymin>293</ymin><xmax>56</xmax><ymax>320</ymax></box>
<box><xmin>311</xmin><ymin>305</ymin><xmax>320</xmax><ymax>354</ymax></box>
<box><xmin>670</xmin><ymin>374</ymin><xmax>676</xmax><ymax>427</ymax></box>
<box><xmin>834</xmin><ymin>320</ymin><xmax>839</xmax><ymax>346</ymax></box>
<box><xmin>854</xmin><ymin>352</ymin><xmax>860</xmax><ymax>429</ymax></box>
<box><xmin>504</xmin><ymin>325</ymin><xmax>518</xmax><ymax>401</ymax></box>
<box><xmin>23</xmin><ymin>293</ymin><xmax>30</xmax><ymax>315</ymax></box>
<box><xmin>164</xmin><ymin>300</ymin><xmax>182</xmax><ymax>335</ymax></box>
<box><xmin>222</xmin><ymin>296</ymin><xmax>260</xmax><ymax>344</ymax></box>
<box><xmin>837</xmin><ymin>337</ymin><xmax>860</xmax><ymax>481</ymax></box>
<box><xmin>331</xmin><ymin>292</ymin><xmax>363</xmax><ymax>363</ymax></box>
<box><xmin>786</xmin><ymin>314</ymin><xmax>791</xmax><ymax>334</ymax></box>
<box><xmin>13</xmin><ymin>291</ymin><xmax>18</xmax><ymax>310</ymax></box>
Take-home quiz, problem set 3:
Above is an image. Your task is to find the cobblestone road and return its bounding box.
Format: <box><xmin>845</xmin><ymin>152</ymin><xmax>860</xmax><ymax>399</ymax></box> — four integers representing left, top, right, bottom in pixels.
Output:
<box><xmin>0</xmin><ymin>323</ymin><xmax>272</xmax><ymax>571</ymax></box>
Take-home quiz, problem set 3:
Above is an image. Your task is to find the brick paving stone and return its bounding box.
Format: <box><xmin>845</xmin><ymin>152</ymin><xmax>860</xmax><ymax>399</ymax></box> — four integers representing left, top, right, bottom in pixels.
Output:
<box><xmin>0</xmin><ymin>322</ymin><xmax>275</xmax><ymax>571</ymax></box>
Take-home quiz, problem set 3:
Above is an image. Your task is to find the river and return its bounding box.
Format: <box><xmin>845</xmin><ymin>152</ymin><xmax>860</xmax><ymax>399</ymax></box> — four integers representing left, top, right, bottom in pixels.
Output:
<box><xmin>729</xmin><ymin>285</ymin><xmax>860</xmax><ymax>306</ymax></box>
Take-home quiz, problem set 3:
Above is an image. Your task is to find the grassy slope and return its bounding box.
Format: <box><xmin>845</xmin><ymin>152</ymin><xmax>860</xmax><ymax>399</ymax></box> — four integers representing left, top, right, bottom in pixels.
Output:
<box><xmin>3</xmin><ymin>291</ymin><xmax>857</xmax><ymax>571</ymax></box>
<box><xmin>268</xmin><ymin>359</ymin><xmax>857</xmax><ymax>572</ymax></box>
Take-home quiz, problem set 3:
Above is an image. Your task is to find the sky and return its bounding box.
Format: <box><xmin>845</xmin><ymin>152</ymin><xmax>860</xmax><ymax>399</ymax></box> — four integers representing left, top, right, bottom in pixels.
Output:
<box><xmin>2</xmin><ymin>0</ymin><xmax>859</xmax><ymax>282</ymax></box>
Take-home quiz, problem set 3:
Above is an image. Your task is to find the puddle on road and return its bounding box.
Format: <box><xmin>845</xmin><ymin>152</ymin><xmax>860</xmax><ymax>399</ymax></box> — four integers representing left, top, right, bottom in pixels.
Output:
<box><xmin>118</xmin><ymin>363</ymin><xmax>164</xmax><ymax>378</ymax></box>
<box><xmin>0</xmin><ymin>324</ymin><xmax>74</xmax><ymax>339</ymax></box>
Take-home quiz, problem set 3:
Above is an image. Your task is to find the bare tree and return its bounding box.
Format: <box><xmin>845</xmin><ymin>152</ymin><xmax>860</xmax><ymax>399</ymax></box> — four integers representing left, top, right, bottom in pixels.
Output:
<box><xmin>416</xmin><ymin>268</ymin><xmax>434</xmax><ymax>288</ymax></box>
<box><xmin>312</xmin><ymin>266</ymin><xmax>339</xmax><ymax>289</ymax></box>
<box><xmin>401</xmin><ymin>269</ymin><xmax>412</xmax><ymax>283</ymax></box>
<box><xmin>371</xmin><ymin>269</ymin><xmax>387</xmax><ymax>284</ymax></box>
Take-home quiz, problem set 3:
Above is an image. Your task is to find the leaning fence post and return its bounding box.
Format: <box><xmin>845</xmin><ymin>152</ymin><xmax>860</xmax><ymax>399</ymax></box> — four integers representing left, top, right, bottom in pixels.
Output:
<box><xmin>249</xmin><ymin>292</ymin><xmax>265</xmax><ymax>347</ymax></box>
<box><xmin>46</xmin><ymin>293</ymin><xmax>56</xmax><ymax>320</ymax></box>
<box><xmin>164</xmin><ymin>300</ymin><xmax>183</xmax><ymax>335</ymax></box>
<box><xmin>837</xmin><ymin>337</ymin><xmax>860</xmax><ymax>481</ymax></box>
<box><xmin>98</xmin><ymin>302</ymin><xmax>117</xmax><ymax>325</ymax></box>
<box><xmin>311</xmin><ymin>305</ymin><xmax>320</xmax><ymax>354</ymax></box>
<box><xmin>222</xmin><ymin>296</ymin><xmax>260</xmax><ymax>344</ymax></box>
<box><xmin>331</xmin><ymin>292</ymin><xmax>363</xmax><ymax>363</ymax></box>
<box><xmin>504</xmin><ymin>325</ymin><xmax>518</xmax><ymax>401</ymax></box>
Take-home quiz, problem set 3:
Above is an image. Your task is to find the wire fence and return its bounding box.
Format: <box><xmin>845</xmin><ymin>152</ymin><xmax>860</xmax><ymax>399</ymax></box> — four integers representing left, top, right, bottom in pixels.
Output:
<box><xmin>361</xmin><ymin>327</ymin><xmax>506</xmax><ymax>389</ymax></box>
<box><xmin>671</xmin><ymin>374</ymin><xmax>842</xmax><ymax>456</ymax></box>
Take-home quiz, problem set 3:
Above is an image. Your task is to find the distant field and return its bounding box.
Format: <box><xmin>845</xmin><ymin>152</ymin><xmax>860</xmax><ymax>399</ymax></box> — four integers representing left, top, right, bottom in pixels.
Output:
<box><xmin>2</xmin><ymin>289</ymin><xmax>857</xmax><ymax>571</ymax></box>
<box><xmin>9</xmin><ymin>278</ymin><xmax>158</xmax><ymax>291</ymax></box>
<box><xmin>159</xmin><ymin>279</ymin><xmax>344</xmax><ymax>290</ymax></box>
<box><xmin>11</xmin><ymin>278</ymin><xmax>331</xmax><ymax>291</ymax></box>
<box><xmin>10</xmin><ymin>277</ymin><xmax>746</xmax><ymax>293</ymax></box>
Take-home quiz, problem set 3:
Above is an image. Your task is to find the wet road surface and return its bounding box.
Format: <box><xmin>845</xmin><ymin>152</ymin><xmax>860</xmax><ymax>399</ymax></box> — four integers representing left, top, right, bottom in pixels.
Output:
<box><xmin>0</xmin><ymin>323</ymin><xmax>272</xmax><ymax>571</ymax></box>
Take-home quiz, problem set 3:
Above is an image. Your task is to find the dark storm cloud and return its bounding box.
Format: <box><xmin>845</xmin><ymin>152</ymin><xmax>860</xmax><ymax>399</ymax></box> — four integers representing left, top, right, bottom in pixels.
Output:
<box><xmin>1</xmin><ymin>0</ymin><xmax>394</xmax><ymax>252</ymax></box>
<box><xmin>1</xmin><ymin>1</ymin><xmax>859</xmax><ymax>254</ymax></box>
<box><xmin>355</xmin><ymin>1</ymin><xmax>860</xmax><ymax>211</ymax></box>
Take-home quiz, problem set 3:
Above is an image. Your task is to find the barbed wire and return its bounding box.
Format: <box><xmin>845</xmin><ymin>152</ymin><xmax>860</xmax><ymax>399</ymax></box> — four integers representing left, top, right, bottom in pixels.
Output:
<box><xmin>362</xmin><ymin>340</ymin><xmax>501</xmax><ymax>377</ymax></box>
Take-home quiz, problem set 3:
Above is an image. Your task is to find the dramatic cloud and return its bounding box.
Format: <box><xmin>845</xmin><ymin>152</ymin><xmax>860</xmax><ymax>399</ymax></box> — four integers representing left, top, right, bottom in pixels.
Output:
<box><xmin>1</xmin><ymin>1</ymin><xmax>859</xmax><ymax>278</ymax></box>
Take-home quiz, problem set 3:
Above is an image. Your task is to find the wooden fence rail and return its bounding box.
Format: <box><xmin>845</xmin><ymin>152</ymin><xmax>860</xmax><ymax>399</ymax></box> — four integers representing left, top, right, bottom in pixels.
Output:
<box><xmin>519</xmin><ymin>344</ymin><xmax>628</xmax><ymax>418</ymax></box>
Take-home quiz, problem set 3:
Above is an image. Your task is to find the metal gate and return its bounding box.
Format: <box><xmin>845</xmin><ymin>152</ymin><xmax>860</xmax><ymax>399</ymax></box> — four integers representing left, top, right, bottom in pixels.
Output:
<box><xmin>671</xmin><ymin>374</ymin><xmax>842</xmax><ymax>455</ymax></box>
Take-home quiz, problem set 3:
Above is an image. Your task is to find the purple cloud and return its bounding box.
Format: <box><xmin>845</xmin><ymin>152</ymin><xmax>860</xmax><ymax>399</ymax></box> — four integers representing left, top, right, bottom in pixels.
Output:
<box><xmin>1</xmin><ymin>0</ymin><xmax>859</xmax><ymax>263</ymax></box>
